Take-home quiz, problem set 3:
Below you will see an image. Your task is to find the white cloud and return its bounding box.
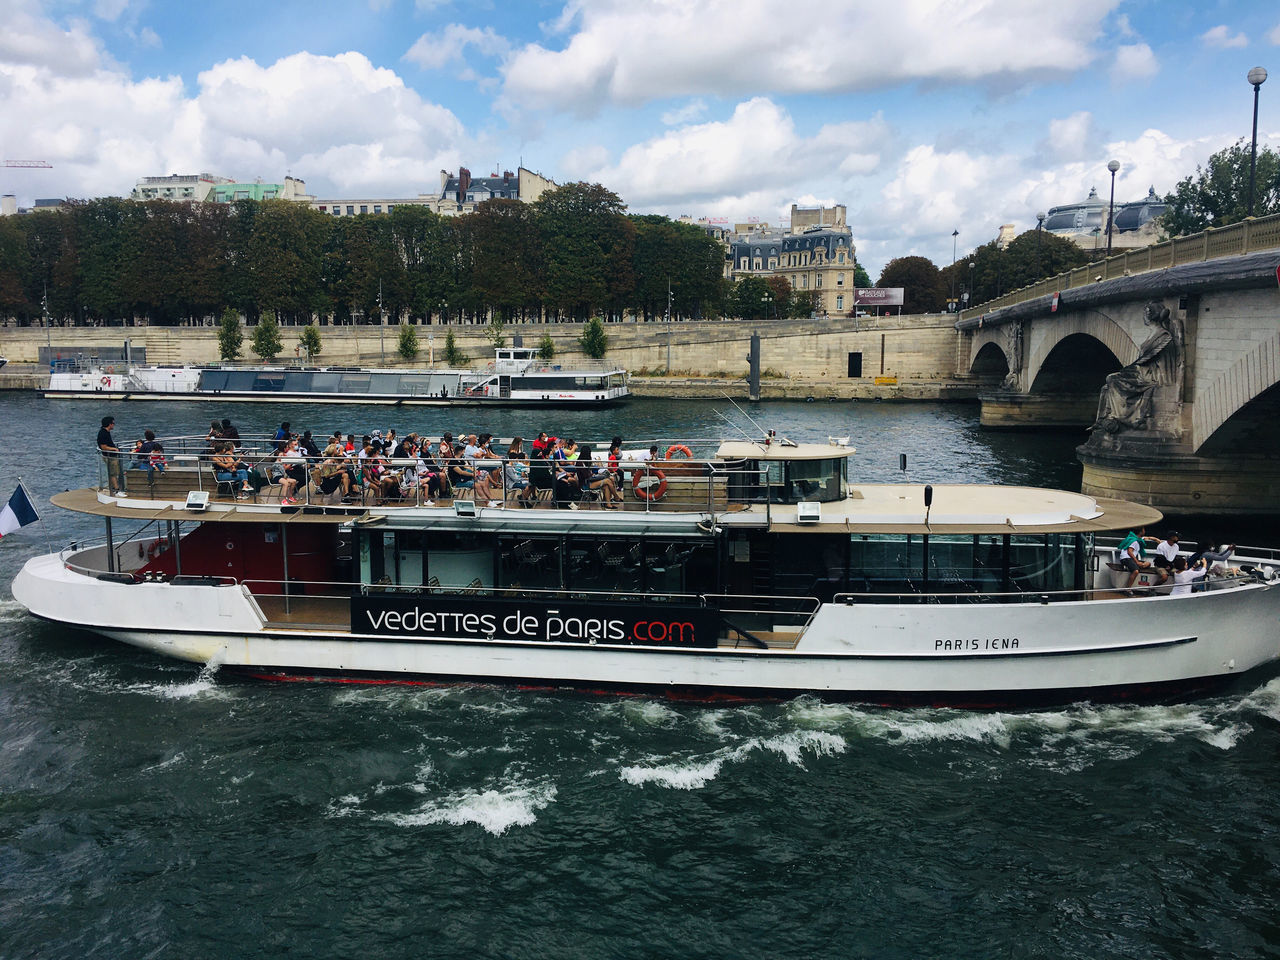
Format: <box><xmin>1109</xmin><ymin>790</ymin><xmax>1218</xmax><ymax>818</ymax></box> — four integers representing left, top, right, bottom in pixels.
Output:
<box><xmin>570</xmin><ymin>99</ymin><xmax>890</xmax><ymax>211</ymax></box>
<box><xmin>0</xmin><ymin>3</ymin><xmax>105</xmax><ymax>76</ymax></box>
<box><xmin>1115</xmin><ymin>13</ymin><xmax>1137</xmax><ymax>38</ymax></box>
<box><xmin>1267</xmin><ymin>22</ymin><xmax>1280</xmax><ymax>45</ymax></box>
<box><xmin>502</xmin><ymin>0</ymin><xmax>1122</xmax><ymax>113</ymax></box>
<box><xmin>661</xmin><ymin>99</ymin><xmax>706</xmax><ymax>126</ymax></box>
<box><xmin>1111</xmin><ymin>43</ymin><xmax>1158</xmax><ymax>82</ymax></box>
<box><xmin>1045</xmin><ymin>111</ymin><xmax>1096</xmax><ymax>162</ymax></box>
<box><xmin>1201</xmin><ymin>25</ymin><xmax>1248</xmax><ymax>49</ymax></box>
<box><xmin>404</xmin><ymin>24</ymin><xmax>508</xmax><ymax>70</ymax></box>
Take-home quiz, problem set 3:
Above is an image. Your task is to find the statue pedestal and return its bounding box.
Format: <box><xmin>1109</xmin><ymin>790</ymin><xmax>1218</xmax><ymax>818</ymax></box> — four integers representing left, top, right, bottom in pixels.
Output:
<box><xmin>980</xmin><ymin>391</ymin><xmax>1096</xmax><ymax>429</ymax></box>
<box><xmin>1078</xmin><ymin>437</ymin><xmax>1280</xmax><ymax>515</ymax></box>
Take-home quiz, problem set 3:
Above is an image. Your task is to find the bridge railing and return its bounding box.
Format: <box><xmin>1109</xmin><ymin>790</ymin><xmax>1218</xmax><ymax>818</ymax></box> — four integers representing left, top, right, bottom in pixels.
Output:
<box><xmin>960</xmin><ymin>211</ymin><xmax>1280</xmax><ymax>322</ymax></box>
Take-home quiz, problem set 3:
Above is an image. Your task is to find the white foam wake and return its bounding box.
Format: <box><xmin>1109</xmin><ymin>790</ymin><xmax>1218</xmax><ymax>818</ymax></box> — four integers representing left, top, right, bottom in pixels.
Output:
<box><xmin>373</xmin><ymin>779</ymin><xmax>558</xmax><ymax>835</ymax></box>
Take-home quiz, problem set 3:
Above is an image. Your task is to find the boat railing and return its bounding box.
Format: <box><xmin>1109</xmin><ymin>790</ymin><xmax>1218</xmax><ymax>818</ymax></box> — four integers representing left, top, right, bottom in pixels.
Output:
<box><xmin>94</xmin><ymin>440</ymin><xmax>779</xmax><ymax>520</ymax></box>
<box><xmin>833</xmin><ymin>572</ymin><xmax>1261</xmax><ymax>604</ymax></box>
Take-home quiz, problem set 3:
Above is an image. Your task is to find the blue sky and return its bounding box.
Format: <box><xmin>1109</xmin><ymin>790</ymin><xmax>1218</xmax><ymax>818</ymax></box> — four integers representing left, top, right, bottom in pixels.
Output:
<box><xmin>3</xmin><ymin>0</ymin><xmax>1278</xmax><ymax>276</ymax></box>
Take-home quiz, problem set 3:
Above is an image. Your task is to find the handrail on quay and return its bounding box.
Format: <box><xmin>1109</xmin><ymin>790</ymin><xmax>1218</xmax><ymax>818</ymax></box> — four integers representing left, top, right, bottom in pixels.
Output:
<box><xmin>959</xmin><ymin>210</ymin><xmax>1280</xmax><ymax>322</ymax></box>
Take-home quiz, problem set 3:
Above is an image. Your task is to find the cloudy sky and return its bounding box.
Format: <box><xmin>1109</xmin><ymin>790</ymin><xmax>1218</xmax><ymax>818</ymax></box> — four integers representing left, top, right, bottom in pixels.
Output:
<box><xmin>2</xmin><ymin>0</ymin><xmax>1278</xmax><ymax>276</ymax></box>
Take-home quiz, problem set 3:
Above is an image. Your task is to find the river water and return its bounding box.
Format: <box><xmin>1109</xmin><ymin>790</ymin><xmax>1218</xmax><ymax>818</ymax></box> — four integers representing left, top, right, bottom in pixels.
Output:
<box><xmin>2</xmin><ymin>394</ymin><xmax>1278</xmax><ymax>960</ymax></box>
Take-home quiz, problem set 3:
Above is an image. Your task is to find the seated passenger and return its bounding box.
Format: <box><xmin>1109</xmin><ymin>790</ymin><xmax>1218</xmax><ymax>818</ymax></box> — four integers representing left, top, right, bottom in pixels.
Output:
<box><xmin>211</xmin><ymin>441</ymin><xmax>253</xmax><ymax>499</ymax></box>
<box><xmin>579</xmin><ymin>446</ymin><xmax>621</xmax><ymax>506</ymax></box>
<box><xmin>504</xmin><ymin>437</ymin><xmax>533</xmax><ymax>505</ymax></box>
<box><xmin>1168</xmin><ymin>555</ymin><xmax>1208</xmax><ymax>595</ymax></box>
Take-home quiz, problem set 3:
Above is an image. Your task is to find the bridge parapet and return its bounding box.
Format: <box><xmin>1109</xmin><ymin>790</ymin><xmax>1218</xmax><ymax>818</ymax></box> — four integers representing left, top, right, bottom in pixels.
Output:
<box><xmin>960</xmin><ymin>211</ymin><xmax>1280</xmax><ymax>322</ymax></box>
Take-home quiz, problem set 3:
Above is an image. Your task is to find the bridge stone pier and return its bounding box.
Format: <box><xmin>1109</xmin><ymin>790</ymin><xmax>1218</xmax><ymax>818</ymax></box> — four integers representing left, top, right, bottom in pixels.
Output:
<box><xmin>957</xmin><ymin>251</ymin><xmax>1280</xmax><ymax>514</ymax></box>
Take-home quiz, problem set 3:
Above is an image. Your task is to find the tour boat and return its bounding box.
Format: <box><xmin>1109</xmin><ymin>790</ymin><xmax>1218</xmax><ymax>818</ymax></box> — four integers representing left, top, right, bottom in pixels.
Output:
<box><xmin>11</xmin><ymin>433</ymin><xmax>1280</xmax><ymax>707</ymax></box>
<box><xmin>42</xmin><ymin>348</ymin><xmax>629</xmax><ymax>407</ymax></box>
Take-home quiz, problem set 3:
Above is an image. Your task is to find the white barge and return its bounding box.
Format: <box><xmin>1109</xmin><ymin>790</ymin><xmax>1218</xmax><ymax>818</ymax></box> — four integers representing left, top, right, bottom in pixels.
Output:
<box><xmin>11</xmin><ymin>435</ymin><xmax>1280</xmax><ymax>706</ymax></box>
<box><xmin>43</xmin><ymin>347</ymin><xmax>629</xmax><ymax>407</ymax></box>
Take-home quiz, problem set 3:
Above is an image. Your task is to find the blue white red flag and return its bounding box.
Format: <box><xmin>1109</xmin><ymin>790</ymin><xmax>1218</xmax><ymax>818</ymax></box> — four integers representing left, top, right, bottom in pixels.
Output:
<box><xmin>0</xmin><ymin>484</ymin><xmax>40</xmax><ymax>538</ymax></box>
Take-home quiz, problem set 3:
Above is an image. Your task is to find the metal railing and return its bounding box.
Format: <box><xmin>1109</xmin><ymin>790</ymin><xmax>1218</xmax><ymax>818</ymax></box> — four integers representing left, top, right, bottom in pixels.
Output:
<box><xmin>960</xmin><ymin>211</ymin><xmax>1280</xmax><ymax>321</ymax></box>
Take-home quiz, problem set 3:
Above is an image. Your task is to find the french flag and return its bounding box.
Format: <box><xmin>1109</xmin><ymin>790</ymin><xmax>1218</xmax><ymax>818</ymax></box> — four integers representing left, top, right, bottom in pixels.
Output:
<box><xmin>0</xmin><ymin>484</ymin><xmax>40</xmax><ymax>538</ymax></box>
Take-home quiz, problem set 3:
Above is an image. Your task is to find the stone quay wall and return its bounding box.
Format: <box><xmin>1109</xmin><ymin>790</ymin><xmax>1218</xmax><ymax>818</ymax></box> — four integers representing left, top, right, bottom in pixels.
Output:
<box><xmin>0</xmin><ymin>316</ymin><xmax>974</xmax><ymax>400</ymax></box>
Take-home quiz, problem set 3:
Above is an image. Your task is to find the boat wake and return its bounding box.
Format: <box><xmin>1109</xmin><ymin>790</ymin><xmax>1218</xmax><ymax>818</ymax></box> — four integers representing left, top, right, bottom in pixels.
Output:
<box><xmin>330</xmin><ymin>773</ymin><xmax>558</xmax><ymax>836</ymax></box>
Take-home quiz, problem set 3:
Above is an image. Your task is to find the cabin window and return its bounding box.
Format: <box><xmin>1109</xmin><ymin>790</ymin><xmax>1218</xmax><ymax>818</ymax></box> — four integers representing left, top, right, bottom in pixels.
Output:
<box><xmin>783</xmin><ymin>458</ymin><xmax>847</xmax><ymax>502</ymax></box>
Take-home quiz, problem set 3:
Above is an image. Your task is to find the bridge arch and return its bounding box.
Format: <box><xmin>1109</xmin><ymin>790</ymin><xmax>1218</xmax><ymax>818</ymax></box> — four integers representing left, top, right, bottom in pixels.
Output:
<box><xmin>1024</xmin><ymin>310</ymin><xmax>1136</xmax><ymax>391</ymax></box>
<box><xmin>1192</xmin><ymin>332</ymin><xmax>1280</xmax><ymax>455</ymax></box>
<box><xmin>969</xmin><ymin>340</ymin><xmax>1010</xmax><ymax>383</ymax></box>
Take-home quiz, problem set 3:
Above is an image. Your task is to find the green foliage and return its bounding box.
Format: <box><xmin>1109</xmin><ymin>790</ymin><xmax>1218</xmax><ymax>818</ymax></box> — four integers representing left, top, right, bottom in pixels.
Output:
<box><xmin>941</xmin><ymin>231</ymin><xmax>1090</xmax><ymax>309</ymax></box>
<box><xmin>217</xmin><ymin>308</ymin><xmax>242</xmax><ymax>361</ymax></box>
<box><xmin>299</xmin><ymin>323</ymin><xmax>322</xmax><ymax>359</ymax></box>
<box><xmin>250</xmin><ymin>310</ymin><xmax>283</xmax><ymax>360</ymax></box>
<box><xmin>397</xmin><ymin>323</ymin><xmax>419</xmax><ymax>361</ymax></box>
<box><xmin>538</xmin><ymin>332</ymin><xmax>556</xmax><ymax>360</ymax></box>
<box><xmin>877</xmin><ymin>256</ymin><xmax>947</xmax><ymax>314</ymax></box>
<box><xmin>443</xmin><ymin>330</ymin><xmax>467</xmax><ymax>366</ymax></box>
<box><xmin>729</xmin><ymin>275</ymin><xmax>773</xmax><ymax>319</ymax></box>
<box><xmin>853</xmin><ymin>260</ymin><xmax>872</xmax><ymax>289</ymax></box>
<box><xmin>485</xmin><ymin>316</ymin><xmax>507</xmax><ymax>349</ymax></box>
<box><xmin>578</xmin><ymin>316</ymin><xmax>609</xmax><ymax>359</ymax></box>
<box><xmin>1160</xmin><ymin>139</ymin><xmax>1280</xmax><ymax>237</ymax></box>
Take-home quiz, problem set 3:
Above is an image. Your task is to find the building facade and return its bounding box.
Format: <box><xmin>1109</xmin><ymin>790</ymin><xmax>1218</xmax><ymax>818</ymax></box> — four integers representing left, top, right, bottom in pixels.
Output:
<box><xmin>729</xmin><ymin>225</ymin><xmax>857</xmax><ymax>316</ymax></box>
<box><xmin>309</xmin><ymin>166</ymin><xmax>556</xmax><ymax>219</ymax></box>
<box><xmin>130</xmin><ymin>173</ymin><xmax>231</xmax><ymax>203</ymax></box>
<box><xmin>1043</xmin><ymin>186</ymin><xmax>1168</xmax><ymax>252</ymax></box>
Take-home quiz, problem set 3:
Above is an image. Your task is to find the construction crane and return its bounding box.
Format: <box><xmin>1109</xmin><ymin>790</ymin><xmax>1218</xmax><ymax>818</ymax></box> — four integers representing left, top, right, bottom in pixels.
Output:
<box><xmin>2</xmin><ymin>160</ymin><xmax>52</xmax><ymax>168</ymax></box>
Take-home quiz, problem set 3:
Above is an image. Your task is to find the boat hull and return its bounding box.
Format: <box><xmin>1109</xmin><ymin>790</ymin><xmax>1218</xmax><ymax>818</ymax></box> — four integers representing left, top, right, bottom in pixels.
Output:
<box><xmin>15</xmin><ymin>553</ymin><xmax>1280</xmax><ymax>707</ymax></box>
<box><xmin>40</xmin><ymin>388</ymin><xmax>627</xmax><ymax>407</ymax></box>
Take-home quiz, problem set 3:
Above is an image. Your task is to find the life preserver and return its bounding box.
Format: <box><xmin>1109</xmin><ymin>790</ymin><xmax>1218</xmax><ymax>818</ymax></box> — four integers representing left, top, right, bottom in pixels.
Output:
<box><xmin>147</xmin><ymin>539</ymin><xmax>164</xmax><ymax>561</ymax></box>
<box><xmin>633</xmin><ymin>468</ymin><xmax>667</xmax><ymax>501</ymax></box>
<box><xmin>665</xmin><ymin>444</ymin><xmax>693</xmax><ymax>460</ymax></box>
<box><xmin>100</xmin><ymin>375</ymin><xmax>112</xmax><ymax>388</ymax></box>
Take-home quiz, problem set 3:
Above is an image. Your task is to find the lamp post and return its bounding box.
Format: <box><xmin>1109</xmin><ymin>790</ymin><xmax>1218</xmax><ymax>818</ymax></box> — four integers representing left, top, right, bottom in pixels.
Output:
<box><xmin>950</xmin><ymin>229</ymin><xmax>959</xmax><ymax>311</ymax></box>
<box><xmin>1091</xmin><ymin>226</ymin><xmax>1101</xmax><ymax>252</ymax></box>
<box><xmin>1248</xmin><ymin>67</ymin><xmax>1268</xmax><ymax>217</ymax></box>
<box><xmin>968</xmin><ymin>260</ymin><xmax>975</xmax><ymax>306</ymax></box>
<box><xmin>1035</xmin><ymin>212</ymin><xmax>1046</xmax><ymax>275</ymax></box>
<box><xmin>1105</xmin><ymin>159</ymin><xmax>1120</xmax><ymax>257</ymax></box>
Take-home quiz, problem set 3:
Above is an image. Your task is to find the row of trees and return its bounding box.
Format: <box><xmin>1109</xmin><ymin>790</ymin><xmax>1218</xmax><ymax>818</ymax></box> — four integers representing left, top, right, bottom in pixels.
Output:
<box><xmin>0</xmin><ymin>183</ymin><xmax>731</xmax><ymax>327</ymax></box>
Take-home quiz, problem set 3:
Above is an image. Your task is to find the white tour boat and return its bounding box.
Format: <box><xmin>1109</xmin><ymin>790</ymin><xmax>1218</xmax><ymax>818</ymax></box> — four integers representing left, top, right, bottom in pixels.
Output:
<box><xmin>43</xmin><ymin>347</ymin><xmax>629</xmax><ymax>407</ymax></box>
<box><xmin>11</xmin><ymin>433</ymin><xmax>1280</xmax><ymax>706</ymax></box>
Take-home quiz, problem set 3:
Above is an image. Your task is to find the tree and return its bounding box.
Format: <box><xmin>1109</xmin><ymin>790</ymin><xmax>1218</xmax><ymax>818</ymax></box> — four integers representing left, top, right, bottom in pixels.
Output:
<box><xmin>729</xmin><ymin>275</ymin><xmax>773</xmax><ymax>319</ymax></box>
<box><xmin>853</xmin><ymin>260</ymin><xmax>872</xmax><ymax>289</ymax></box>
<box><xmin>397</xmin><ymin>323</ymin><xmax>419</xmax><ymax>361</ymax></box>
<box><xmin>217</xmin><ymin>308</ymin><xmax>243</xmax><ymax>361</ymax></box>
<box><xmin>535</xmin><ymin>182</ymin><xmax>633</xmax><ymax>320</ymax></box>
<box><xmin>578</xmin><ymin>316</ymin><xmax>609</xmax><ymax>359</ymax></box>
<box><xmin>299</xmin><ymin>323</ymin><xmax>322</xmax><ymax>360</ymax></box>
<box><xmin>1160</xmin><ymin>139</ymin><xmax>1280</xmax><ymax>236</ymax></box>
<box><xmin>485</xmin><ymin>316</ymin><xmax>507</xmax><ymax>350</ymax></box>
<box><xmin>251</xmin><ymin>310</ymin><xmax>283</xmax><ymax>360</ymax></box>
<box><xmin>877</xmin><ymin>256</ymin><xmax>946</xmax><ymax>314</ymax></box>
<box><xmin>538</xmin><ymin>332</ymin><xmax>556</xmax><ymax>360</ymax></box>
<box><xmin>443</xmin><ymin>330</ymin><xmax>466</xmax><ymax>366</ymax></box>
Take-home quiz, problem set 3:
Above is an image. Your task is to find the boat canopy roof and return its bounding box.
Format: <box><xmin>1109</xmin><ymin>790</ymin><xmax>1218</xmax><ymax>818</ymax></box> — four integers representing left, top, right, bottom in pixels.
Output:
<box><xmin>715</xmin><ymin>440</ymin><xmax>853</xmax><ymax>461</ymax></box>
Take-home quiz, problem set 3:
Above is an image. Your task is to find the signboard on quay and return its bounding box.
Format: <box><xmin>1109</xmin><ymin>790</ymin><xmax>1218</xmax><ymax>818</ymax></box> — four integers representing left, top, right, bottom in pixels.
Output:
<box><xmin>854</xmin><ymin>287</ymin><xmax>905</xmax><ymax>306</ymax></box>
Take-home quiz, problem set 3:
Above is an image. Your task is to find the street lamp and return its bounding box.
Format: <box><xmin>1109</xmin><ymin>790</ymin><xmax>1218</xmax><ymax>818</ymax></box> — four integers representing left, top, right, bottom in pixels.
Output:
<box><xmin>1105</xmin><ymin>159</ymin><xmax>1120</xmax><ymax>257</ymax></box>
<box><xmin>1248</xmin><ymin>66</ymin><xmax>1268</xmax><ymax>217</ymax></box>
<box><xmin>968</xmin><ymin>259</ymin><xmax>975</xmax><ymax>304</ymax></box>
<box><xmin>1035</xmin><ymin>212</ymin><xmax>1046</xmax><ymax>275</ymax></box>
<box><xmin>950</xmin><ymin>229</ymin><xmax>959</xmax><ymax>311</ymax></box>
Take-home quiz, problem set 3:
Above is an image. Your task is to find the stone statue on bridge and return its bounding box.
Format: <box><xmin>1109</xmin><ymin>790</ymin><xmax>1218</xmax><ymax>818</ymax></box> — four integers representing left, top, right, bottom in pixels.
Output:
<box><xmin>1092</xmin><ymin>300</ymin><xmax>1183</xmax><ymax>434</ymax></box>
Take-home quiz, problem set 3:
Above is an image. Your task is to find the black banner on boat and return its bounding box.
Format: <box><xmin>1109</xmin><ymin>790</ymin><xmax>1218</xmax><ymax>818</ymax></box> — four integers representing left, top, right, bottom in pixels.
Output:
<box><xmin>351</xmin><ymin>594</ymin><xmax>719</xmax><ymax>648</ymax></box>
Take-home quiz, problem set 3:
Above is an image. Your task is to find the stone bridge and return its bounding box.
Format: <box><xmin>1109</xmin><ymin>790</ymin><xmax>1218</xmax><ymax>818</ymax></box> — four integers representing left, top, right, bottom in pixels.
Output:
<box><xmin>956</xmin><ymin>251</ymin><xmax>1280</xmax><ymax>514</ymax></box>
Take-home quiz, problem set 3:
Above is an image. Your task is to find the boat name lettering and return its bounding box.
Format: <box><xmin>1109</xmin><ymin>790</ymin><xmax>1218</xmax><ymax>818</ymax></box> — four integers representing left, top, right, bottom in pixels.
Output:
<box><xmin>352</xmin><ymin>595</ymin><xmax>718</xmax><ymax>648</ymax></box>
<box><xmin>934</xmin><ymin>637</ymin><xmax>1020</xmax><ymax>651</ymax></box>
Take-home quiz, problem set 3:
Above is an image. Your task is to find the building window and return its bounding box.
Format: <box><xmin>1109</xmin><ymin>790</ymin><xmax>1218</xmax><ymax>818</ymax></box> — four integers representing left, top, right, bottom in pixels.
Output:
<box><xmin>740</xmin><ymin>259</ymin><xmax>748</xmax><ymax>270</ymax></box>
<box><xmin>816</xmin><ymin>275</ymin><xmax>822</xmax><ymax>288</ymax></box>
<box><xmin>347</xmin><ymin>206</ymin><xmax>355</xmax><ymax>215</ymax></box>
<box><xmin>387</xmin><ymin>205</ymin><xmax>394</xmax><ymax>212</ymax></box>
<box><xmin>838</xmin><ymin>251</ymin><xmax>845</xmax><ymax>263</ymax></box>
<box><xmin>836</xmin><ymin>295</ymin><xmax>844</xmax><ymax>311</ymax></box>
<box><xmin>837</xmin><ymin>273</ymin><xmax>844</xmax><ymax>287</ymax></box>
<box><xmin>360</xmin><ymin>205</ymin><xmax>368</xmax><ymax>214</ymax></box>
<box><xmin>800</xmin><ymin>276</ymin><xmax>807</xmax><ymax>289</ymax></box>
<box><xmin>374</xmin><ymin>205</ymin><xmax>382</xmax><ymax>214</ymax></box>
<box><xmin>768</xmin><ymin>258</ymin><xmax>777</xmax><ymax>269</ymax></box>
<box><xmin>753</xmin><ymin>259</ymin><xmax>762</xmax><ymax>270</ymax></box>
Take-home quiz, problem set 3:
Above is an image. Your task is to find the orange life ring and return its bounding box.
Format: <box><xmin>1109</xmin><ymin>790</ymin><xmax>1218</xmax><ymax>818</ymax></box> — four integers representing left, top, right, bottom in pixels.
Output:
<box><xmin>147</xmin><ymin>539</ymin><xmax>164</xmax><ymax>560</ymax></box>
<box><xmin>100</xmin><ymin>375</ymin><xmax>112</xmax><ymax>387</ymax></box>
<box><xmin>633</xmin><ymin>468</ymin><xmax>667</xmax><ymax>501</ymax></box>
<box><xmin>665</xmin><ymin>444</ymin><xmax>693</xmax><ymax>460</ymax></box>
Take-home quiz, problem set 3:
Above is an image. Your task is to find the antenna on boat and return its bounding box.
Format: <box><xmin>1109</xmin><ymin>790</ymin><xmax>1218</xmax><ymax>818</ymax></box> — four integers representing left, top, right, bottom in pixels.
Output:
<box><xmin>721</xmin><ymin>392</ymin><xmax>770</xmax><ymax>442</ymax></box>
<box><xmin>712</xmin><ymin>407</ymin><xmax>757</xmax><ymax>444</ymax></box>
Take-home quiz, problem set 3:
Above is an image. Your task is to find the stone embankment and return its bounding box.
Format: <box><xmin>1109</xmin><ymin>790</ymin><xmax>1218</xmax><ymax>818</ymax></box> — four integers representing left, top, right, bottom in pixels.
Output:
<box><xmin>0</xmin><ymin>314</ymin><xmax>980</xmax><ymax>401</ymax></box>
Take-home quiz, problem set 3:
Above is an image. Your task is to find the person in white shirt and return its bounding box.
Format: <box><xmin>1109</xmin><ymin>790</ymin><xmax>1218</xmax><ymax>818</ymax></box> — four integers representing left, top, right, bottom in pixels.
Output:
<box><xmin>1151</xmin><ymin>530</ymin><xmax>1179</xmax><ymax>585</ymax></box>
<box><xmin>1168</xmin><ymin>555</ymin><xmax>1208</xmax><ymax>595</ymax></box>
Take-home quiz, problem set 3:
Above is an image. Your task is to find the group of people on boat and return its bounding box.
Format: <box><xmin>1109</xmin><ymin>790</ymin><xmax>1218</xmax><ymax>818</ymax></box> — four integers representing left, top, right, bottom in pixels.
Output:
<box><xmin>198</xmin><ymin>418</ymin><xmax>657</xmax><ymax>507</ymax></box>
<box><xmin>1116</xmin><ymin>527</ymin><xmax>1242</xmax><ymax>595</ymax></box>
